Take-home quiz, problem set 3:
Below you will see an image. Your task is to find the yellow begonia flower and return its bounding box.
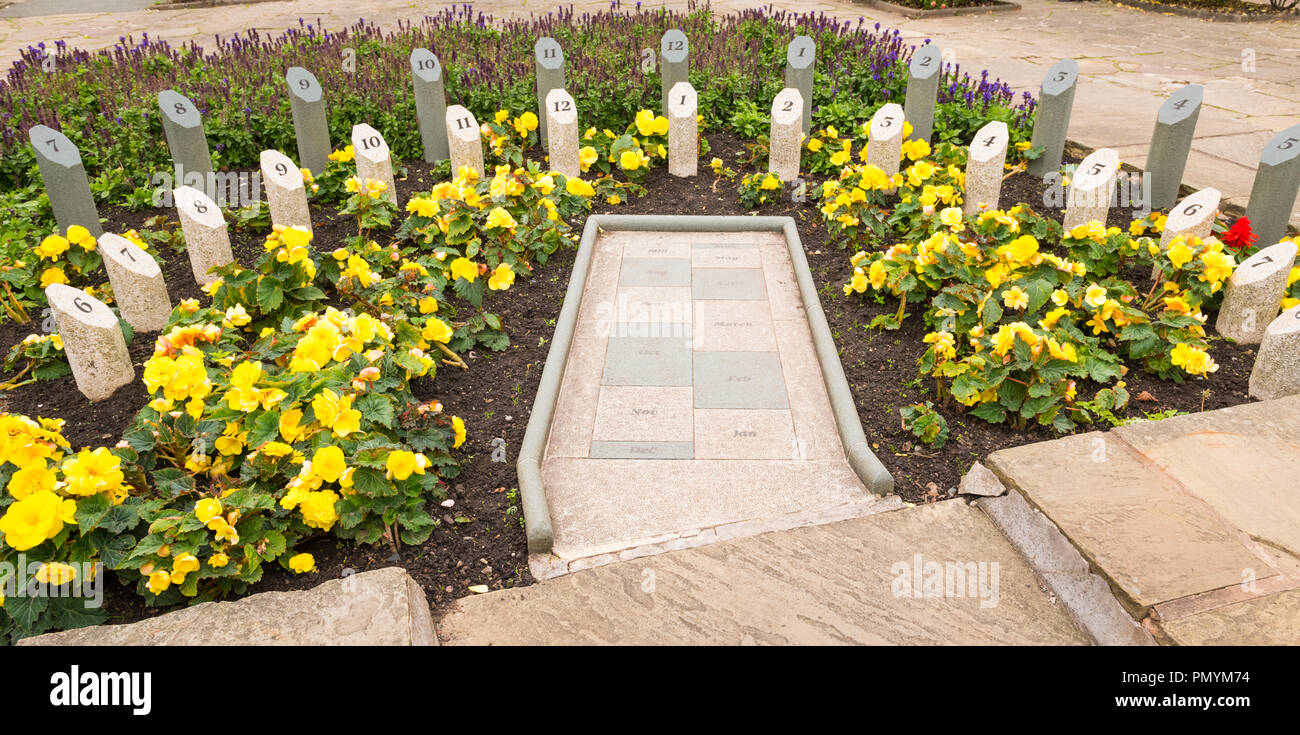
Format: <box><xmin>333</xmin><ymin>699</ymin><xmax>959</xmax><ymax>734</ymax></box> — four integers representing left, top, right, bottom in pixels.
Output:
<box><xmin>40</xmin><ymin>267</ymin><xmax>68</xmax><ymax>288</ymax></box>
<box><xmin>422</xmin><ymin>318</ymin><xmax>454</xmax><ymax>344</ymax></box>
<box><xmin>61</xmin><ymin>447</ymin><xmax>124</xmax><ymax>497</ymax></box>
<box><xmin>1170</xmin><ymin>343</ymin><xmax>1218</xmax><ymax>377</ymax></box>
<box><xmin>311</xmin><ymin>389</ymin><xmax>362</xmax><ymax>438</ymax></box>
<box><xmin>35</xmin><ymin>234</ymin><xmax>70</xmax><ymax>260</ymax></box>
<box><xmin>300</xmin><ymin>490</ymin><xmax>339</xmax><ymax>530</ymax></box>
<box><xmin>485</xmin><ymin>207</ymin><xmax>517</xmax><ymax>230</ymax></box>
<box><xmin>566</xmin><ymin>177</ymin><xmax>595</xmax><ymax>197</ymax></box>
<box><xmin>147</xmin><ymin>570</ymin><xmax>171</xmax><ymax>595</ymax></box>
<box><xmin>452</xmin><ymin>416</ymin><xmax>466</xmax><ymax>448</ymax></box>
<box><xmin>0</xmin><ymin>489</ymin><xmax>76</xmax><ymax>551</ymax></box>
<box><xmin>488</xmin><ymin>263</ymin><xmax>515</xmax><ymax>291</ymax></box>
<box><xmin>449</xmin><ymin>257</ymin><xmax>478</xmax><ymax>282</ymax></box>
<box><xmin>195</xmin><ymin>497</ymin><xmax>222</xmax><ymax>524</ymax></box>
<box><xmin>289</xmin><ymin>553</ymin><xmax>316</xmax><ymax>573</ymax></box>
<box><xmin>1002</xmin><ymin>286</ymin><xmax>1029</xmax><ymax>311</ymax></box>
<box><xmin>311</xmin><ymin>446</ymin><xmax>347</xmax><ymax>484</ymax></box>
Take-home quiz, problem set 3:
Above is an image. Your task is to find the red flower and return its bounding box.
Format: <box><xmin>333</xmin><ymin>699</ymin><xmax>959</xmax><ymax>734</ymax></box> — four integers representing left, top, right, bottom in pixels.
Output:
<box><xmin>1222</xmin><ymin>217</ymin><xmax>1256</xmax><ymax>253</ymax></box>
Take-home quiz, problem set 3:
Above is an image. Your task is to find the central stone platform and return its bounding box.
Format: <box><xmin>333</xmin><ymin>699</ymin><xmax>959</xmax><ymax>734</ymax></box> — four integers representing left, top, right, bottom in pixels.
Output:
<box><xmin>518</xmin><ymin>216</ymin><xmax>894</xmax><ymax>576</ymax></box>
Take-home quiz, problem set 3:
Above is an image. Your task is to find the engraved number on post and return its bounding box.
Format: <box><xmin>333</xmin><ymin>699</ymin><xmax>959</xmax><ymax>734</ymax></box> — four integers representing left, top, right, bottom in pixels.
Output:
<box><xmin>455</xmin><ymin>116</ymin><xmax>472</xmax><ymax>131</ymax></box>
<box><xmin>72</xmin><ymin>297</ymin><xmax>93</xmax><ymax>314</ymax></box>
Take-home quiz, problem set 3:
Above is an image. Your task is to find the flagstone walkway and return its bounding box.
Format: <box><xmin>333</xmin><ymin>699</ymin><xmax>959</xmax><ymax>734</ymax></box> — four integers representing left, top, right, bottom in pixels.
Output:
<box><xmin>534</xmin><ymin>227</ymin><xmax>896</xmax><ymax>573</ymax></box>
<box><xmin>439</xmin><ymin>500</ymin><xmax>1092</xmax><ymax>645</ymax></box>
<box><xmin>983</xmin><ymin>394</ymin><xmax>1300</xmax><ymax>645</ymax></box>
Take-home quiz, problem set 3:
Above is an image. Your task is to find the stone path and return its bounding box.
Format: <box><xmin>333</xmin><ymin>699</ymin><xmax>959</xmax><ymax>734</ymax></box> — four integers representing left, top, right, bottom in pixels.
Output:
<box><xmin>537</xmin><ymin>228</ymin><xmax>894</xmax><ymax>572</ymax></box>
<box><xmin>984</xmin><ymin>394</ymin><xmax>1300</xmax><ymax>645</ymax></box>
<box><xmin>2</xmin><ymin>0</ymin><xmax>1296</xmax><ymax>226</ymax></box>
<box><xmin>440</xmin><ymin>500</ymin><xmax>1091</xmax><ymax>645</ymax></box>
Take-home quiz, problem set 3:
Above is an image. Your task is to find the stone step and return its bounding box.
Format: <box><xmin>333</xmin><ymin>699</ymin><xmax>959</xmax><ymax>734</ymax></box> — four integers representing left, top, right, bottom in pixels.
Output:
<box><xmin>19</xmin><ymin>567</ymin><xmax>436</xmax><ymax>646</ymax></box>
<box><xmin>438</xmin><ymin>501</ymin><xmax>1091</xmax><ymax>645</ymax></box>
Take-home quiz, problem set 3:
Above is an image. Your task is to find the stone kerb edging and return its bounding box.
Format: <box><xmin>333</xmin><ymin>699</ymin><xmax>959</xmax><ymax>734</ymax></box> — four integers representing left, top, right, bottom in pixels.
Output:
<box><xmin>1107</xmin><ymin>0</ymin><xmax>1299</xmax><ymax>23</ymax></box>
<box><xmin>859</xmin><ymin>0</ymin><xmax>1022</xmax><ymax>20</ymax></box>
<box><xmin>516</xmin><ymin>215</ymin><xmax>896</xmax><ymax>556</ymax></box>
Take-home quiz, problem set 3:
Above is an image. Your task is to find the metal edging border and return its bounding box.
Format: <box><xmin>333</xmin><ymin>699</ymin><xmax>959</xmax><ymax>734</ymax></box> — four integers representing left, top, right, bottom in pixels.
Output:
<box><xmin>516</xmin><ymin>214</ymin><xmax>895</xmax><ymax>555</ymax></box>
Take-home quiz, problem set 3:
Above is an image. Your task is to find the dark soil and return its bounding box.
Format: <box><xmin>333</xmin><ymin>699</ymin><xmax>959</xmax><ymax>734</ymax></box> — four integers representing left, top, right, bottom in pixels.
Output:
<box><xmin>0</xmin><ymin>129</ymin><xmax>1261</xmax><ymax>625</ymax></box>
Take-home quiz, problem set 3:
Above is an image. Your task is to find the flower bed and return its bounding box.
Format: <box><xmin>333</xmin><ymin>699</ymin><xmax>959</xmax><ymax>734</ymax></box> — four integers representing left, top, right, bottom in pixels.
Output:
<box><xmin>1</xmin><ymin>4</ymin><xmax>1285</xmax><ymax>644</ymax></box>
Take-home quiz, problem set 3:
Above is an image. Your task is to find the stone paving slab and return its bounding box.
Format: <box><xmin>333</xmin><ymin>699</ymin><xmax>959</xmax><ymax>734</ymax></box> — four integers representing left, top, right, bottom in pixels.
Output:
<box><xmin>1162</xmin><ymin>589</ymin><xmax>1300</xmax><ymax>646</ymax></box>
<box><xmin>439</xmin><ymin>501</ymin><xmax>1090</xmax><ymax>645</ymax></box>
<box><xmin>19</xmin><ymin>567</ymin><xmax>435</xmax><ymax>646</ymax></box>
<box><xmin>542</xmin><ymin>457</ymin><xmax>869</xmax><ymax>559</ymax></box>
<box><xmin>539</xmin><ymin>227</ymin><xmax>879</xmax><ymax>563</ymax></box>
<box><xmin>985</xmin><ymin>395</ymin><xmax>1300</xmax><ymax>644</ymax></box>
<box><xmin>1112</xmin><ymin>396</ymin><xmax>1300</xmax><ymax>560</ymax></box>
<box><xmin>986</xmin><ymin>432</ymin><xmax>1263</xmax><ymax>614</ymax></box>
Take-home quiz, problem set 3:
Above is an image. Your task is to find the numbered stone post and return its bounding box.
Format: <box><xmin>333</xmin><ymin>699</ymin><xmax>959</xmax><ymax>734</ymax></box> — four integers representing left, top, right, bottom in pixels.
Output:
<box><xmin>544</xmin><ymin>89</ymin><xmax>580</xmax><ymax>179</ymax></box>
<box><xmin>534</xmin><ymin>37</ymin><xmax>565</xmax><ymax>147</ymax></box>
<box><xmin>410</xmin><ymin>49</ymin><xmax>449</xmax><ymax>163</ymax></box>
<box><xmin>1063</xmin><ymin>148</ymin><xmax>1118</xmax><ymax>230</ymax></box>
<box><xmin>99</xmin><ymin>233</ymin><xmax>171</xmax><ymax>333</ymax></box>
<box><xmin>173</xmin><ymin>185</ymin><xmax>234</xmax><ymax>286</ymax></box>
<box><xmin>1160</xmin><ymin>188</ymin><xmax>1220</xmax><ymax>249</ymax></box>
<box><xmin>28</xmin><ymin>125</ymin><xmax>101</xmax><ymax>236</ymax></box>
<box><xmin>1248</xmin><ymin>304</ymin><xmax>1300</xmax><ymax>400</ymax></box>
<box><xmin>45</xmin><ymin>283</ymin><xmax>133</xmax><ymax>402</ymax></box>
<box><xmin>260</xmin><ymin>150</ymin><xmax>312</xmax><ymax>232</ymax></box>
<box><xmin>157</xmin><ymin>90</ymin><xmax>215</xmax><ymax>197</ymax></box>
<box><xmin>1244</xmin><ymin>124</ymin><xmax>1300</xmax><ymax>250</ymax></box>
<box><xmin>667</xmin><ymin>81</ymin><xmax>698</xmax><ymax>178</ymax></box>
<box><xmin>660</xmin><ymin>29</ymin><xmax>689</xmax><ymax>118</ymax></box>
<box><xmin>1027</xmin><ymin>59</ymin><xmax>1080</xmax><ymax>178</ymax></box>
<box><xmin>768</xmin><ymin>88</ymin><xmax>803</xmax><ymax>181</ymax></box>
<box><xmin>865</xmin><ymin>103</ymin><xmax>906</xmax><ymax>180</ymax></box>
<box><xmin>784</xmin><ymin>35</ymin><xmax>815</xmax><ymax>136</ymax></box>
<box><xmin>446</xmin><ymin>105</ymin><xmax>484</xmax><ymax>178</ymax></box>
<box><xmin>1146</xmin><ymin>84</ymin><xmax>1203</xmax><ymax>212</ymax></box>
<box><xmin>963</xmin><ymin>121</ymin><xmax>1008</xmax><ymax>214</ymax></box>
<box><xmin>903</xmin><ymin>44</ymin><xmax>942</xmax><ymax>144</ymax></box>
<box><xmin>285</xmin><ymin>67</ymin><xmax>330</xmax><ymax>176</ymax></box>
<box><xmin>351</xmin><ymin>124</ymin><xmax>397</xmax><ymax>204</ymax></box>
<box><xmin>1215</xmin><ymin>240</ymin><xmax>1298</xmax><ymax>345</ymax></box>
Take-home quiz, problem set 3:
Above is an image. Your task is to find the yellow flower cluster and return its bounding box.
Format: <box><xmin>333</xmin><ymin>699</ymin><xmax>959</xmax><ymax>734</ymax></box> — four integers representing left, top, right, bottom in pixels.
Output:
<box><xmin>0</xmin><ymin>414</ymin><xmax>132</xmax><ymax>552</ymax></box>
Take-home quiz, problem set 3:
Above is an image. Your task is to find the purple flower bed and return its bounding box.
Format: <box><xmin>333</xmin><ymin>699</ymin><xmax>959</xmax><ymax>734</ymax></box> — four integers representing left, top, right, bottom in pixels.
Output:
<box><xmin>0</xmin><ymin>1</ymin><xmax>1034</xmax><ymax>197</ymax></box>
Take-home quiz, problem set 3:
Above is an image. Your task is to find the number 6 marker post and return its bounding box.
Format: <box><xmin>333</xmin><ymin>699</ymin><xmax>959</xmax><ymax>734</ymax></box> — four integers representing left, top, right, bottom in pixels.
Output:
<box><xmin>45</xmin><ymin>283</ymin><xmax>134</xmax><ymax>402</ymax></box>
